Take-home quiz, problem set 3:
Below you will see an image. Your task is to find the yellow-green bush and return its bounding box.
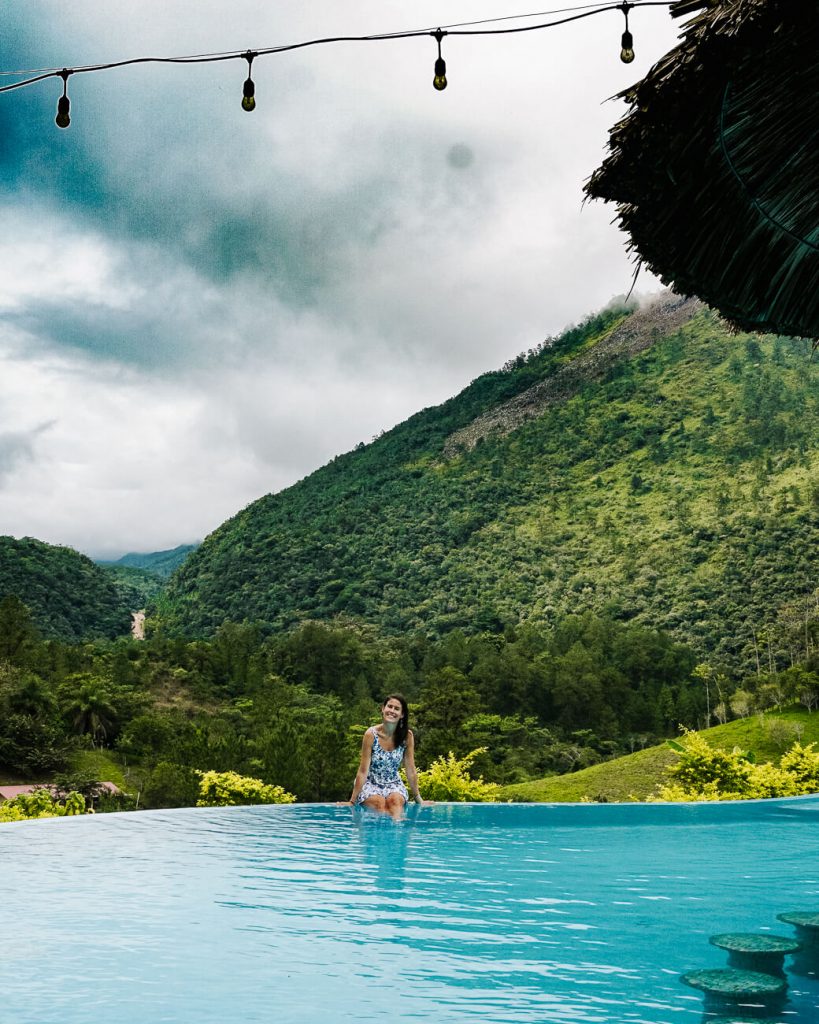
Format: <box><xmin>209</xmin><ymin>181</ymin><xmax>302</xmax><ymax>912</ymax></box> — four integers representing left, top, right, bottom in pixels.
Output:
<box><xmin>196</xmin><ymin>770</ymin><xmax>296</xmax><ymax>807</ymax></box>
<box><xmin>780</xmin><ymin>743</ymin><xmax>819</xmax><ymax>789</ymax></box>
<box><xmin>653</xmin><ymin>732</ymin><xmax>819</xmax><ymax>801</ymax></box>
<box><xmin>0</xmin><ymin>788</ymin><xmax>86</xmax><ymax>822</ymax></box>
<box><xmin>416</xmin><ymin>748</ymin><xmax>500</xmax><ymax>802</ymax></box>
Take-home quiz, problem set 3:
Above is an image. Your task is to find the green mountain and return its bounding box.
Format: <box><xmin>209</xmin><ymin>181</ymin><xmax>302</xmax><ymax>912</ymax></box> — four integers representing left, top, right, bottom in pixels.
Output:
<box><xmin>101</xmin><ymin>544</ymin><xmax>198</xmax><ymax>578</ymax></box>
<box><xmin>0</xmin><ymin>536</ymin><xmax>132</xmax><ymax>641</ymax></box>
<box><xmin>158</xmin><ymin>294</ymin><xmax>818</xmax><ymax>671</ymax></box>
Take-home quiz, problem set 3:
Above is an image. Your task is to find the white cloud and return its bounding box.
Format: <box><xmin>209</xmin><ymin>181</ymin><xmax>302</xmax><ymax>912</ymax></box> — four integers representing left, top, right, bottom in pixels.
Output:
<box><xmin>0</xmin><ymin>1</ymin><xmax>681</xmax><ymax>556</ymax></box>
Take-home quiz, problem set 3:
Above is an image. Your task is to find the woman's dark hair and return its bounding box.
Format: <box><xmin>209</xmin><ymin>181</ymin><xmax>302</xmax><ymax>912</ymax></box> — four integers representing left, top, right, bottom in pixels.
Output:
<box><xmin>383</xmin><ymin>693</ymin><xmax>409</xmax><ymax>749</ymax></box>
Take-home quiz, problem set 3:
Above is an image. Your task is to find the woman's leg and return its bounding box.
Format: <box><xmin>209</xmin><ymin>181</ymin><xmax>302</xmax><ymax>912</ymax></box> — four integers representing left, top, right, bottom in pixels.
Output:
<box><xmin>363</xmin><ymin>795</ymin><xmax>387</xmax><ymax>812</ymax></box>
<box><xmin>385</xmin><ymin>792</ymin><xmax>406</xmax><ymax>819</ymax></box>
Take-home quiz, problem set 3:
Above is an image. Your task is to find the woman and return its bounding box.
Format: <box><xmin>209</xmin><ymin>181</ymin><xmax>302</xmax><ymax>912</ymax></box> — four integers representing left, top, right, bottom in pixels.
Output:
<box><xmin>349</xmin><ymin>693</ymin><xmax>423</xmax><ymax>814</ymax></box>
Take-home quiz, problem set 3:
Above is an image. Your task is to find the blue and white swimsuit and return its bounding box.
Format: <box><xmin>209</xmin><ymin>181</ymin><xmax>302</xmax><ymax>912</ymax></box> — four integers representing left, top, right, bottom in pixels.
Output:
<box><xmin>357</xmin><ymin>726</ymin><xmax>408</xmax><ymax>804</ymax></box>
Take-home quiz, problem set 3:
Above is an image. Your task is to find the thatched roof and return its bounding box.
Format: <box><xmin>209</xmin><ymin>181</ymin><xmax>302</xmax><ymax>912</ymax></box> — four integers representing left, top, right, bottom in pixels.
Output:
<box><xmin>587</xmin><ymin>0</ymin><xmax>819</xmax><ymax>340</ymax></box>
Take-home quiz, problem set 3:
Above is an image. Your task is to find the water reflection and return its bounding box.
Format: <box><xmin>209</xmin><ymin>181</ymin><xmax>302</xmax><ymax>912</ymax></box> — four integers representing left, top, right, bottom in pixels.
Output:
<box><xmin>350</xmin><ymin>804</ymin><xmax>418</xmax><ymax>894</ymax></box>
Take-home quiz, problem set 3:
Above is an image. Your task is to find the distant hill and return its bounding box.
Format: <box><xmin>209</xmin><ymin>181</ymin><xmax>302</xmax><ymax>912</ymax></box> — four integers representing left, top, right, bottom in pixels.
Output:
<box><xmin>158</xmin><ymin>293</ymin><xmax>818</xmax><ymax>671</ymax></box>
<box><xmin>101</xmin><ymin>544</ymin><xmax>198</xmax><ymax>578</ymax></box>
<box><xmin>0</xmin><ymin>536</ymin><xmax>131</xmax><ymax>641</ymax></box>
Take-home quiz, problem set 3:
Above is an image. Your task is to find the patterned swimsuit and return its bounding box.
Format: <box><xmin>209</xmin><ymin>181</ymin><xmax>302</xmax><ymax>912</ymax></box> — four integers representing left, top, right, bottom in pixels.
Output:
<box><xmin>357</xmin><ymin>726</ymin><xmax>408</xmax><ymax>804</ymax></box>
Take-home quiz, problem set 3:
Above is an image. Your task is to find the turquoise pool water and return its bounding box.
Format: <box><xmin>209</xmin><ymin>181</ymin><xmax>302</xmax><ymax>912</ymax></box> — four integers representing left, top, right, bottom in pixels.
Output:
<box><xmin>2</xmin><ymin>798</ymin><xmax>819</xmax><ymax>1023</ymax></box>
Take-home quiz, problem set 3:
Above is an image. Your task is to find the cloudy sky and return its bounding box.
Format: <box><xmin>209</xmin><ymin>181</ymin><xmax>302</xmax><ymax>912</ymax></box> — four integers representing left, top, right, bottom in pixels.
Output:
<box><xmin>0</xmin><ymin>2</ymin><xmax>681</xmax><ymax>558</ymax></box>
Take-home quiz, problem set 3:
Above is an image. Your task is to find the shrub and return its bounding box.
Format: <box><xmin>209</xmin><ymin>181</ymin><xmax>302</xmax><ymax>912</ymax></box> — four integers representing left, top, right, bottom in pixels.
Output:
<box><xmin>653</xmin><ymin>732</ymin><xmax>819</xmax><ymax>801</ymax></box>
<box><xmin>661</xmin><ymin>730</ymin><xmax>754</xmax><ymax>797</ymax></box>
<box><xmin>196</xmin><ymin>770</ymin><xmax>296</xmax><ymax>807</ymax></box>
<box><xmin>416</xmin><ymin>748</ymin><xmax>500</xmax><ymax>802</ymax></box>
<box><xmin>0</xmin><ymin>788</ymin><xmax>86</xmax><ymax>822</ymax></box>
<box><xmin>780</xmin><ymin>743</ymin><xmax>819</xmax><ymax>790</ymax></box>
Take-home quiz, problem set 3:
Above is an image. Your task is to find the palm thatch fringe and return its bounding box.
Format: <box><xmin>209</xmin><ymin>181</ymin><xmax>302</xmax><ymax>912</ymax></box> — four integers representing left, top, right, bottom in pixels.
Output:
<box><xmin>587</xmin><ymin>0</ymin><xmax>819</xmax><ymax>339</ymax></box>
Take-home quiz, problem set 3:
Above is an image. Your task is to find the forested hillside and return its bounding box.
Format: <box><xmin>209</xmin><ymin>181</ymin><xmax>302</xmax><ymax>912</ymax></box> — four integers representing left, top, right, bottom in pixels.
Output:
<box><xmin>0</xmin><ymin>536</ymin><xmax>131</xmax><ymax>641</ymax></box>
<box><xmin>159</xmin><ymin>294</ymin><xmax>818</xmax><ymax>673</ymax></box>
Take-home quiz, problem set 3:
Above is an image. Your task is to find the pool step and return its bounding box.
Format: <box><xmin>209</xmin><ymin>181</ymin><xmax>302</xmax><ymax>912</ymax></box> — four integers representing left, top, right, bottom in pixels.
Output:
<box><xmin>680</xmin><ymin>967</ymin><xmax>787</xmax><ymax>1015</ymax></box>
<box><xmin>708</xmin><ymin>932</ymin><xmax>800</xmax><ymax>975</ymax></box>
<box><xmin>775</xmin><ymin>910</ymin><xmax>819</xmax><ymax>979</ymax></box>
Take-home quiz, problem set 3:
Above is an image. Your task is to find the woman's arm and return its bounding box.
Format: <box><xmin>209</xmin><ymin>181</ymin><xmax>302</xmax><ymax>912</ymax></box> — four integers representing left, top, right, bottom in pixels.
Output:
<box><xmin>349</xmin><ymin>729</ymin><xmax>375</xmax><ymax>804</ymax></box>
<box><xmin>403</xmin><ymin>731</ymin><xmax>423</xmax><ymax>804</ymax></box>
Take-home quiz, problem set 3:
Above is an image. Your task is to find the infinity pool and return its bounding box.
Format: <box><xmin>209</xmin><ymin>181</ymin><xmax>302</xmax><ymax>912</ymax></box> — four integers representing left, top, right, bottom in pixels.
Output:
<box><xmin>2</xmin><ymin>798</ymin><xmax>819</xmax><ymax>1023</ymax></box>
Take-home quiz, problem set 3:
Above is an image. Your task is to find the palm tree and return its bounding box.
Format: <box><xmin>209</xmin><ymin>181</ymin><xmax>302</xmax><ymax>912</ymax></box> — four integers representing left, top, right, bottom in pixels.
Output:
<box><xmin>60</xmin><ymin>676</ymin><xmax>118</xmax><ymax>746</ymax></box>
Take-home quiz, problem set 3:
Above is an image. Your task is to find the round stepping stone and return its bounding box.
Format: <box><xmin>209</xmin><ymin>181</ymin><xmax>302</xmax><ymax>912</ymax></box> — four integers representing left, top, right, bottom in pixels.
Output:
<box><xmin>709</xmin><ymin>932</ymin><xmax>801</xmax><ymax>972</ymax></box>
<box><xmin>777</xmin><ymin>912</ymin><xmax>819</xmax><ymax>978</ymax></box>
<box><xmin>680</xmin><ymin>968</ymin><xmax>787</xmax><ymax>1013</ymax></box>
<box><xmin>777</xmin><ymin>910</ymin><xmax>819</xmax><ymax>939</ymax></box>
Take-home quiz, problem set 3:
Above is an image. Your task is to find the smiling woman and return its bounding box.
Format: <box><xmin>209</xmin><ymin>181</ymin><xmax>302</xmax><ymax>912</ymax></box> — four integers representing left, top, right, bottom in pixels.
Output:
<box><xmin>349</xmin><ymin>693</ymin><xmax>423</xmax><ymax>815</ymax></box>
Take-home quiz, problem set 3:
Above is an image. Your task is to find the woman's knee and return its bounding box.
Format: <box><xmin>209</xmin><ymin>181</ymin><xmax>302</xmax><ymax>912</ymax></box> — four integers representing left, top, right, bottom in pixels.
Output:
<box><xmin>385</xmin><ymin>793</ymin><xmax>405</xmax><ymax>809</ymax></box>
<box><xmin>364</xmin><ymin>795</ymin><xmax>386</xmax><ymax>810</ymax></box>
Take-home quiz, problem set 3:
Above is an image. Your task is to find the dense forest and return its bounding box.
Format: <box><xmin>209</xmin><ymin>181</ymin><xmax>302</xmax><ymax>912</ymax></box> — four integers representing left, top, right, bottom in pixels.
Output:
<box><xmin>158</xmin><ymin>297</ymin><xmax>818</xmax><ymax>674</ymax></box>
<box><xmin>1</xmin><ymin>592</ymin><xmax>816</xmax><ymax>807</ymax></box>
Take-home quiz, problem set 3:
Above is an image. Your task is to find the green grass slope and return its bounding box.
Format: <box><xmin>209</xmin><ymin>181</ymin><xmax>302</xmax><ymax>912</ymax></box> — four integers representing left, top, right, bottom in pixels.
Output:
<box><xmin>0</xmin><ymin>536</ymin><xmax>132</xmax><ymax>641</ymax></box>
<box><xmin>159</xmin><ymin>297</ymin><xmax>818</xmax><ymax>671</ymax></box>
<box><xmin>501</xmin><ymin>708</ymin><xmax>819</xmax><ymax>802</ymax></box>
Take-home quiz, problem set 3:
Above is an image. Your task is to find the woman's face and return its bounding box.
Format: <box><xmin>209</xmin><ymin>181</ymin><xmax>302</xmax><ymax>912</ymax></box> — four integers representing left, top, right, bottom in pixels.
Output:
<box><xmin>382</xmin><ymin>698</ymin><xmax>403</xmax><ymax>723</ymax></box>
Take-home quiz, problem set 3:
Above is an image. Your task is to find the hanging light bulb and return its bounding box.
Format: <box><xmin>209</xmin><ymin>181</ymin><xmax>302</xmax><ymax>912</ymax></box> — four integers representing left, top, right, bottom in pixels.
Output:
<box><xmin>620</xmin><ymin>28</ymin><xmax>635</xmax><ymax>63</ymax></box>
<box><xmin>432</xmin><ymin>28</ymin><xmax>447</xmax><ymax>91</ymax></box>
<box><xmin>241</xmin><ymin>51</ymin><xmax>256</xmax><ymax>111</ymax></box>
<box><xmin>619</xmin><ymin>4</ymin><xmax>635</xmax><ymax>64</ymax></box>
<box><xmin>55</xmin><ymin>69</ymin><xmax>71</xmax><ymax>128</ymax></box>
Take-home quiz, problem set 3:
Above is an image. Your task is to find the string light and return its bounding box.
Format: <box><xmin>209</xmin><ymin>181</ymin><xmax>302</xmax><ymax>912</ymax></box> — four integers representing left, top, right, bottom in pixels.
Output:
<box><xmin>432</xmin><ymin>28</ymin><xmax>448</xmax><ymax>91</ymax></box>
<box><xmin>0</xmin><ymin>2</ymin><xmax>674</xmax><ymax>129</ymax></box>
<box><xmin>241</xmin><ymin>51</ymin><xmax>256</xmax><ymax>111</ymax></box>
<box><xmin>55</xmin><ymin>69</ymin><xmax>71</xmax><ymax>128</ymax></box>
<box><xmin>619</xmin><ymin>3</ymin><xmax>635</xmax><ymax>63</ymax></box>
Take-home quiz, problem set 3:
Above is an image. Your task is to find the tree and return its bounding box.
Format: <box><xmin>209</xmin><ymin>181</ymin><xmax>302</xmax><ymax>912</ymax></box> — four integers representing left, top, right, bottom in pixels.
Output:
<box><xmin>0</xmin><ymin>596</ymin><xmax>40</xmax><ymax>665</ymax></box>
<box><xmin>414</xmin><ymin>668</ymin><xmax>485</xmax><ymax>761</ymax></box>
<box><xmin>692</xmin><ymin>663</ymin><xmax>713</xmax><ymax>728</ymax></box>
<box><xmin>7</xmin><ymin>672</ymin><xmax>56</xmax><ymax>718</ymax></box>
<box><xmin>729</xmin><ymin>689</ymin><xmax>753</xmax><ymax>719</ymax></box>
<box><xmin>143</xmin><ymin>762</ymin><xmax>199</xmax><ymax>809</ymax></box>
<box><xmin>60</xmin><ymin>675</ymin><xmax>118</xmax><ymax>745</ymax></box>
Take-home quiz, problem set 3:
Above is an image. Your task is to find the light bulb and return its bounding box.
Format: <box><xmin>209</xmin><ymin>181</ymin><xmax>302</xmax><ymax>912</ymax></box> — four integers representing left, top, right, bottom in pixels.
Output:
<box><xmin>55</xmin><ymin>94</ymin><xmax>71</xmax><ymax>129</ymax></box>
<box><xmin>242</xmin><ymin>76</ymin><xmax>256</xmax><ymax>112</ymax></box>
<box><xmin>620</xmin><ymin>30</ymin><xmax>635</xmax><ymax>64</ymax></box>
<box><xmin>433</xmin><ymin>56</ymin><xmax>447</xmax><ymax>91</ymax></box>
